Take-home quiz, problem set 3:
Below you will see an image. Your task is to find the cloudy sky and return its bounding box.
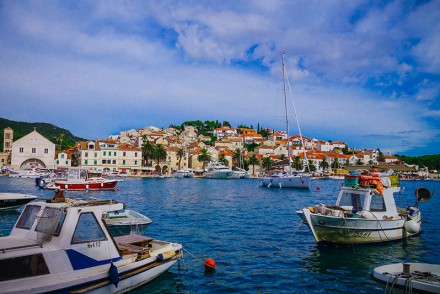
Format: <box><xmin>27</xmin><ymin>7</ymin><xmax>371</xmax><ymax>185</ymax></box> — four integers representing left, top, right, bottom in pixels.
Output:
<box><xmin>0</xmin><ymin>1</ymin><xmax>439</xmax><ymax>156</ymax></box>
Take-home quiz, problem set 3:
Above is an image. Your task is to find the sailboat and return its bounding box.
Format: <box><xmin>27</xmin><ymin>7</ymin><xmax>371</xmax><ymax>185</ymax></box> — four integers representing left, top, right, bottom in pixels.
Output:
<box><xmin>260</xmin><ymin>52</ymin><xmax>311</xmax><ymax>189</ymax></box>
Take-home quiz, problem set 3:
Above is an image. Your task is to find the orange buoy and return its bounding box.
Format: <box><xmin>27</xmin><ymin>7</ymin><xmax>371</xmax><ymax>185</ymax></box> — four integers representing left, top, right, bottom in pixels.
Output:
<box><xmin>204</xmin><ymin>259</ymin><xmax>216</xmax><ymax>273</ymax></box>
<box><xmin>316</xmin><ymin>186</ymin><xmax>321</xmax><ymax>190</ymax></box>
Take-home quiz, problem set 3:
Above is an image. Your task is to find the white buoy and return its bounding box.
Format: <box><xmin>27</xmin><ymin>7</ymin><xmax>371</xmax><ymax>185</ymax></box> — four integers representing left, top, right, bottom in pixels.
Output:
<box><xmin>279</xmin><ymin>183</ymin><xmax>282</xmax><ymax>188</ymax></box>
<box><xmin>404</xmin><ymin>219</ymin><xmax>420</xmax><ymax>234</ymax></box>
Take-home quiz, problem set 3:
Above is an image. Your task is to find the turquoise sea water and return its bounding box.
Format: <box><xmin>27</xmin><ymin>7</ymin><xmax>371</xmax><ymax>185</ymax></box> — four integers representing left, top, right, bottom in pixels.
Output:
<box><xmin>1</xmin><ymin>176</ymin><xmax>439</xmax><ymax>293</ymax></box>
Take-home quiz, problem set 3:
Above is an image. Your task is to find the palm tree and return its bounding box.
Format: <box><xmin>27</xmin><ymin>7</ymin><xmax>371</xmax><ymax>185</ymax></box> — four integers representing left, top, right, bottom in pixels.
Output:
<box><xmin>176</xmin><ymin>148</ymin><xmax>184</xmax><ymax>168</ymax></box>
<box><xmin>320</xmin><ymin>158</ymin><xmax>329</xmax><ymax>174</ymax></box>
<box><xmin>248</xmin><ymin>154</ymin><xmax>260</xmax><ymax>176</ymax></box>
<box><xmin>308</xmin><ymin>160</ymin><xmax>317</xmax><ymax>172</ymax></box>
<box><xmin>232</xmin><ymin>148</ymin><xmax>241</xmax><ymax>168</ymax></box>
<box><xmin>153</xmin><ymin>144</ymin><xmax>167</xmax><ymax>166</ymax></box>
<box><xmin>58</xmin><ymin>133</ymin><xmax>65</xmax><ymax>151</ymax></box>
<box><xmin>331</xmin><ymin>158</ymin><xmax>341</xmax><ymax>169</ymax></box>
<box><xmin>197</xmin><ymin>148</ymin><xmax>212</xmax><ymax>170</ymax></box>
<box><xmin>294</xmin><ymin>156</ymin><xmax>302</xmax><ymax>170</ymax></box>
<box><xmin>141</xmin><ymin>135</ymin><xmax>155</xmax><ymax>167</ymax></box>
<box><xmin>262</xmin><ymin>156</ymin><xmax>273</xmax><ymax>172</ymax></box>
<box><xmin>219</xmin><ymin>154</ymin><xmax>229</xmax><ymax>166</ymax></box>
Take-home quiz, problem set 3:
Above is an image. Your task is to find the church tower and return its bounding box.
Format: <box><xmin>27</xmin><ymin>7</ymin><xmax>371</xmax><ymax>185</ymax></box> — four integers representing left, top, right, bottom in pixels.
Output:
<box><xmin>3</xmin><ymin>127</ymin><xmax>13</xmax><ymax>153</ymax></box>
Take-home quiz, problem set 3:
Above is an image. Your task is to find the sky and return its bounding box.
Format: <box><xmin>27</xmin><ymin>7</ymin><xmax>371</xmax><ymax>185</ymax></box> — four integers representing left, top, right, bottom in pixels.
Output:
<box><xmin>0</xmin><ymin>1</ymin><xmax>439</xmax><ymax>156</ymax></box>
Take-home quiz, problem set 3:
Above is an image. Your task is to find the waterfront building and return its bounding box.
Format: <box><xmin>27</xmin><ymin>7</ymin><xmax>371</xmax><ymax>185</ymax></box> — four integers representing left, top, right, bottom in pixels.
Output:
<box><xmin>10</xmin><ymin>130</ymin><xmax>55</xmax><ymax>170</ymax></box>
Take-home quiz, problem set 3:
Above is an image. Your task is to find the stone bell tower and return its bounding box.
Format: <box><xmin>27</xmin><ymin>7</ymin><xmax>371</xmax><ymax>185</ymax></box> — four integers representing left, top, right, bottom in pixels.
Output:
<box><xmin>3</xmin><ymin>127</ymin><xmax>13</xmax><ymax>153</ymax></box>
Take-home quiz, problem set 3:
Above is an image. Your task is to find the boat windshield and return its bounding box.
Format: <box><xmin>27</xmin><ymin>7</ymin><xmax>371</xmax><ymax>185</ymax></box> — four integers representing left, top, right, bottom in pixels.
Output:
<box><xmin>71</xmin><ymin>212</ymin><xmax>107</xmax><ymax>244</ymax></box>
<box><xmin>16</xmin><ymin>205</ymin><xmax>41</xmax><ymax>230</ymax></box>
<box><xmin>338</xmin><ymin>192</ymin><xmax>365</xmax><ymax>211</ymax></box>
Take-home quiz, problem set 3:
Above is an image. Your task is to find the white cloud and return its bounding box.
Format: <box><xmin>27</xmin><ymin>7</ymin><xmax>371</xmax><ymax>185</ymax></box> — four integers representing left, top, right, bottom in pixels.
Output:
<box><xmin>0</xmin><ymin>0</ymin><xmax>438</xmax><ymax>155</ymax></box>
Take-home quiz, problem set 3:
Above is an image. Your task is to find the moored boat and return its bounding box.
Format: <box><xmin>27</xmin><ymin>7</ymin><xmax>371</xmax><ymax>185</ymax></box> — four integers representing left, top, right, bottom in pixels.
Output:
<box><xmin>45</xmin><ymin>168</ymin><xmax>120</xmax><ymax>191</ymax></box>
<box><xmin>104</xmin><ymin>209</ymin><xmax>153</xmax><ymax>236</ymax></box>
<box><xmin>204</xmin><ymin>162</ymin><xmax>233</xmax><ymax>179</ymax></box>
<box><xmin>0</xmin><ymin>193</ymin><xmax>38</xmax><ymax>211</ymax></box>
<box><xmin>259</xmin><ymin>52</ymin><xmax>311</xmax><ymax>189</ymax></box>
<box><xmin>0</xmin><ymin>194</ymin><xmax>182</xmax><ymax>293</ymax></box>
<box><xmin>372</xmin><ymin>262</ymin><xmax>440</xmax><ymax>293</ymax></box>
<box><xmin>173</xmin><ymin>168</ymin><xmax>194</xmax><ymax>178</ymax></box>
<box><xmin>297</xmin><ymin>170</ymin><xmax>432</xmax><ymax>245</ymax></box>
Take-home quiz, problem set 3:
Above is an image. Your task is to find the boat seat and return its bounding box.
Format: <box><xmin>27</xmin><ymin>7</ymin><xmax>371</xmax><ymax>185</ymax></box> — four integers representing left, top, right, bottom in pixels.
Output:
<box><xmin>113</xmin><ymin>235</ymin><xmax>153</xmax><ymax>254</ymax></box>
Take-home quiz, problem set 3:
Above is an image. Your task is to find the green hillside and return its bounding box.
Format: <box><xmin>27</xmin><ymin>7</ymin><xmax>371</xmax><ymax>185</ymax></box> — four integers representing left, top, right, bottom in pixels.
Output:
<box><xmin>0</xmin><ymin>117</ymin><xmax>86</xmax><ymax>152</ymax></box>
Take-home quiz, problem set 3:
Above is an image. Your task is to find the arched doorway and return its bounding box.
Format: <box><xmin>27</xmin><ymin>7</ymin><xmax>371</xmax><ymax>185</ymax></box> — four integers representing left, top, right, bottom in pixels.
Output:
<box><xmin>20</xmin><ymin>158</ymin><xmax>46</xmax><ymax>169</ymax></box>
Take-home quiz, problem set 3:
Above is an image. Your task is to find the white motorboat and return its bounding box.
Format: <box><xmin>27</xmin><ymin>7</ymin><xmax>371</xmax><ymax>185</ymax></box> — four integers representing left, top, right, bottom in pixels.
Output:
<box><xmin>0</xmin><ymin>194</ymin><xmax>182</xmax><ymax>293</ymax></box>
<box><xmin>231</xmin><ymin>168</ymin><xmax>251</xmax><ymax>179</ymax></box>
<box><xmin>259</xmin><ymin>52</ymin><xmax>311</xmax><ymax>189</ymax></box>
<box><xmin>372</xmin><ymin>262</ymin><xmax>440</xmax><ymax>293</ymax></box>
<box><xmin>0</xmin><ymin>193</ymin><xmax>38</xmax><ymax>211</ymax></box>
<box><xmin>173</xmin><ymin>169</ymin><xmax>194</xmax><ymax>178</ymax></box>
<box><xmin>104</xmin><ymin>209</ymin><xmax>153</xmax><ymax>236</ymax></box>
<box><xmin>8</xmin><ymin>169</ymin><xmax>47</xmax><ymax>178</ymax></box>
<box><xmin>297</xmin><ymin>170</ymin><xmax>432</xmax><ymax>245</ymax></box>
<box><xmin>204</xmin><ymin>162</ymin><xmax>233</xmax><ymax>179</ymax></box>
<box><xmin>260</xmin><ymin>172</ymin><xmax>311</xmax><ymax>188</ymax></box>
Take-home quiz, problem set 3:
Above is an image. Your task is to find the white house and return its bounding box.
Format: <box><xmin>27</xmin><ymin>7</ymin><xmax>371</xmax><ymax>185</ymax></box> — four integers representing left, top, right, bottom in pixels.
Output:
<box><xmin>10</xmin><ymin>130</ymin><xmax>56</xmax><ymax>170</ymax></box>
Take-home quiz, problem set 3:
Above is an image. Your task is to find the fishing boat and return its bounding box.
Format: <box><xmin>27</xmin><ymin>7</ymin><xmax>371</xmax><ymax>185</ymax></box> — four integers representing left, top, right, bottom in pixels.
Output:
<box><xmin>0</xmin><ymin>194</ymin><xmax>182</xmax><ymax>293</ymax></box>
<box><xmin>45</xmin><ymin>168</ymin><xmax>120</xmax><ymax>191</ymax></box>
<box><xmin>204</xmin><ymin>162</ymin><xmax>233</xmax><ymax>179</ymax></box>
<box><xmin>104</xmin><ymin>209</ymin><xmax>153</xmax><ymax>236</ymax></box>
<box><xmin>0</xmin><ymin>193</ymin><xmax>37</xmax><ymax>211</ymax></box>
<box><xmin>259</xmin><ymin>52</ymin><xmax>311</xmax><ymax>189</ymax></box>
<box><xmin>372</xmin><ymin>262</ymin><xmax>440</xmax><ymax>293</ymax></box>
<box><xmin>297</xmin><ymin>170</ymin><xmax>432</xmax><ymax>245</ymax></box>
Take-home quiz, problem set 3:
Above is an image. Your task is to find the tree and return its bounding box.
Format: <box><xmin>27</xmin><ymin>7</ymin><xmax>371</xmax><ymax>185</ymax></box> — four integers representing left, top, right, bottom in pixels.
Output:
<box><xmin>262</xmin><ymin>156</ymin><xmax>273</xmax><ymax>172</ymax></box>
<box><xmin>294</xmin><ymin>156</ymin><xmax>302</xmax><ymax>170</ymax></box>
<box><xmin>153</xmin><ymin>144</ymin><xmax>167</xmax><ymax>166</ymax></box>
<box><xmin>232</xmin><ymin>148</ymin><xmax>242</xmax><ymax>168</ymax></box>
<box><xmin>331</xmin><ymin>158</ymin><xmax>341</xmax><ymax>169</ymax></box>
<box><xmin>58</xmin><ymin>133</ymin><xmax>65</xmax><ymax>151</ymax></box>
<box><xmin>377</xmin><ymin>148</ymin><xmax>385</xmax><ymax>162</ymax></box>
<box><xmin>197</xmin><ymin>148</ymin><xmax>212</xmax><ymax>170</ymax></box>
<box><xmin>356</xmin><ymin>158</ymin><xmax>363</xmax><ymax>165</ymax></box>
<box><xmin>176</xmin><ymin>148</ymin><xmax>184</xmax><ymax>168</ymax></box>
<box><xmin>308</xmin><ymin>160</ymin><xmax>317</xmax><ymax>172</ymax></box>
<box><xmin>141</xmin><ymin>135</ymin><xmax>155</xmax><ymax>167</ymax></box>
<box><xmin>245</xmin><ymin>142</ymin><xmax>259</xmax><ymax>152</ymax></box>
<box><xmin>219</xmin><ymin>154</ymin><xmax>229</xmax><ymax>166</ymax></box>
<box><xmin>320</xmin><ymin>158</ymin><xmax>329</xmax><ymax>173</ymax></box>
<box><xmin>248</xmin><ymin>154</ymin><xmax>260</xmax><ymax>176</ymax></box>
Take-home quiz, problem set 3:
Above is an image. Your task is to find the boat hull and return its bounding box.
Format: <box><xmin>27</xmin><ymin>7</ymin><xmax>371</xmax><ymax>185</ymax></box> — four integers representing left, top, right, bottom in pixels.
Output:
<box><xmin>48</xmin><ymin>180</ymin><xmax>119</xmax><ymax>191</ymax></box>
<box><xmin>204</xmin><ymin>171</ymin><xmax>233</xmax><ymax>179</ymax></box>
<box><xmin>373</xmin><ymin>263</ymin><xmax>440</xmax><ymax>294</ymax></box>
<box><xmin>260</xmin><ymin>175</ymin><xmax>311</xmax><ymax>189</ymax></box>
<box><xmin>297</xmin><ymin>208</ymin><xmax>422</xmax><ymax>244</ymax></box>
<box><xmin>0</xmin><ymin>193</ymin><xmax>37</xmax><ymax>211</ymax></box>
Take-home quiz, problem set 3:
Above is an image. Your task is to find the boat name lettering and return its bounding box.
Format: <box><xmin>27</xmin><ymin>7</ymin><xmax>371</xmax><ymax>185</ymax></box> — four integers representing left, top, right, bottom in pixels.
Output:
<box><xmin>87</xmin><ymin>241</ymin><xmax>101</xmax><ymax>248</ymax></box>
<box><xmin>350</xmin><ymin>231</ymin><xmax>371</xmax><ymax>238</ymax></box>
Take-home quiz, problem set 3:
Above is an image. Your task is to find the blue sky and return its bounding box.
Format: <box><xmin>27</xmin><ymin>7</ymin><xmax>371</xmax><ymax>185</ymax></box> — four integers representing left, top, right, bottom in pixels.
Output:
<box><xmin>0</xmin><ymin>1</ymin><xmax>439</xmax><ymax>156</ymax></box>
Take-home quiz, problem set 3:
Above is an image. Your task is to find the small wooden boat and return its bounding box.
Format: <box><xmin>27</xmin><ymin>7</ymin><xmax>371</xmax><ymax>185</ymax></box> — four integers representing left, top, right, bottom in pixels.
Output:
<box><xmin>0</xmin><ymin>193</ymin><xmax>37</xmax><ymax>211</ymax></box>
<box><xmin>104</xmin><ymin>209</ymin><xmax>153</xmax><ymax>236</ymax></box>
<box><xmin>0</xmin><ymin>194</ymin><xmax>182</xmax><ymax>293</ymax></box>
<box><xmin>297</xmin><ymin>170</ymin><xmax>432</xmax><ymax>245</ymax></box>
<box><xmin>372</xmin><ymin>263</ymin><xmax>440</xmax><ymax>293</ymax></box>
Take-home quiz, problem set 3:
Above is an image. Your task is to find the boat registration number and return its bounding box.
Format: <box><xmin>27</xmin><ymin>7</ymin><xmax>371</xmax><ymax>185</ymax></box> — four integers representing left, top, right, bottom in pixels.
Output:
<box><xmin>350</xmin><ymin>231</ymin><xmax>371</xmax><ymax>238</ymax></box>
<box><xmin>87</xmin><ymin>241</ymin><xmax>102</xmax><ymax>248</ymax></box>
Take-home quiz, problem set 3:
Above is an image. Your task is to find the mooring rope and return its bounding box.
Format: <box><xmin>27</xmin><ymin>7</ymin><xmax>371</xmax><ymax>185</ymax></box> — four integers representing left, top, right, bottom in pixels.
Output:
<box><xmin>274</xmin><ymin>220</ymin><xmax>303</xmax><ymax>255</ymax></box>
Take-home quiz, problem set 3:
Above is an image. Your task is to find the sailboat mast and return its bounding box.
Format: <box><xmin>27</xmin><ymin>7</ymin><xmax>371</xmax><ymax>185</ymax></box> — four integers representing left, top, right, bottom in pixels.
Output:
<box><xmin>282</xmin><ymin>52</ymin><xmax>292</xmax><ymax>175</ymax></box>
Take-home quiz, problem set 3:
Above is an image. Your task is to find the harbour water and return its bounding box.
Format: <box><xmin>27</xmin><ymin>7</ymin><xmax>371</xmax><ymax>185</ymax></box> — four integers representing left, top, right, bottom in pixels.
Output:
<box><xmin>1</xmin><ymin>176</ymin><xmax>439</xmax><ymax>293</ymax></box>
